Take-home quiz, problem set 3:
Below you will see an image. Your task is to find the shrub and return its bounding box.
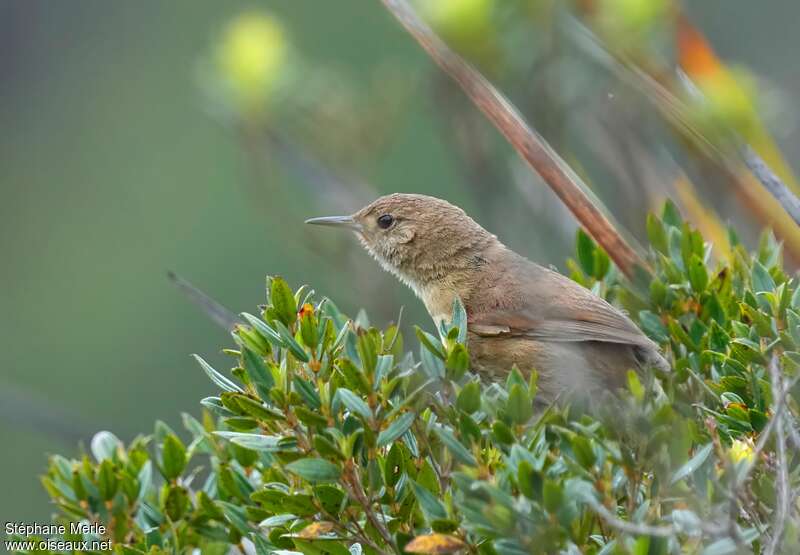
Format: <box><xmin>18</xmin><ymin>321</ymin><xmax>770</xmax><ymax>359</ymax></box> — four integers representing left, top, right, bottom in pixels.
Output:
<box><xmin>25</xmin><ymin>205</ymin><xmax>799</xmax><ymax>554</ymax></box>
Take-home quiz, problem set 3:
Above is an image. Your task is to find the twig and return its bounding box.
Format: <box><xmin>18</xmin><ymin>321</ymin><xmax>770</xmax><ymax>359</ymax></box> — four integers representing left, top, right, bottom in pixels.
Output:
<box><xmin>262</xmin><ymin>129</ymin><xmax>374</xmax><ymax>213</ymax></box>
<box><xmin>588</xmin><ymin>501</ymin><xmax>675</xmax><ymax>538</ymax></box>
<box><xmin>167</xmin><ymin>271</ymin><xmax>241</xmax><ymax>330</ymax></box>
<box><xmin>736</xmin><ymin>372</ymin><xmax>800</xmax><ymax>485</ymax></box>
<box><xmin>378</xmin><ymin>0</ymin><xmax>649</xmax><ymax>280</ymax></box>
<box><xmin>765</xmin><ymin>356</ymin><xmax>789</xmax><ymax>555</ymax></box>
<box><xmin>318</xmin><ymin>500</ymin><xmax>388</xmax><ymax>555</ymax></box>
<box><xmin>589</xmin><ymin>498</ymin><xmax>732</xmax><ymax>540</ymax></box>
<box><xmin>741</xmin><ymin>146</ymin><xmax>800</xmax><ymax>226</ymax></box>
<box><xmin>787</xmin><ymin>414</ymin><xmax>800</xmax><ymax>452</ymax></box>
<box><xmin>0</xmin><ymin>382</ymin><xmax>94</xmax><ymax>444</ymax></box>
<box><xmin>567</xmin><ymin>17</ymin><xmax>800</xmax><ymax>233</ymax></box>
<box><xmin>342</xmin><ymin>461</ymin><xmax>396</xmax><ymax>552</ymax></box>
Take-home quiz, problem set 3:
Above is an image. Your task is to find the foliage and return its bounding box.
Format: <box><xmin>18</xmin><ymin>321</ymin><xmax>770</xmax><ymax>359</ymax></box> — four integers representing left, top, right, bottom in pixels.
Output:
<box><xmin>26</xmin><ymin>207</ymin><xmax>800</xmax><ymax>554</ymax></box>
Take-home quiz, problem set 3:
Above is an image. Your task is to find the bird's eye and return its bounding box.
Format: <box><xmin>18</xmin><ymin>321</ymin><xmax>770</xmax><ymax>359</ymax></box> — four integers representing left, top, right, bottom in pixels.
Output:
<box><xmin>377</xmin><ymin>214</ymin><xmax>395</xmax><ymax>229</ymax></box>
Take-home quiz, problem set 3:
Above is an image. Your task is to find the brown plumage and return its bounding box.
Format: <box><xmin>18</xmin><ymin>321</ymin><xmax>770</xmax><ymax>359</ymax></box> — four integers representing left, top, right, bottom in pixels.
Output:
<box><xmin>306</xmin><ymin>193</ymin><xmax>669</xmax><ymax>399</ymax></box>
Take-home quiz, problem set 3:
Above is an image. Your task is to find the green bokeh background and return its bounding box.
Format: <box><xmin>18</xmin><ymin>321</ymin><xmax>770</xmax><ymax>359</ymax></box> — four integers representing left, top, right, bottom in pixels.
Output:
<box><xmin>1</xmin><ymin>0</ymin><xmax>798</xmax><ymax>522</ymax></box>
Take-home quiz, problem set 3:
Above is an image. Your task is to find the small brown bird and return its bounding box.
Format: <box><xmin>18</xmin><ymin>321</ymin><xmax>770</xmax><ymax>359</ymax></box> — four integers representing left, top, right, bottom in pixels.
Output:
<box><xmin>306</xmin><ymin>193</ymin><xmax>668</xmax><ymax>398</ymax></box>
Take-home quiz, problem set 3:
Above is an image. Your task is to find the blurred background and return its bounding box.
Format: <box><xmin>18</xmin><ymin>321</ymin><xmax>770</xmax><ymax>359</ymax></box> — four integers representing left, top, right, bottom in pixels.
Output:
<box><xmin>2</xmin><ymin>0</ymin><xmax>799</xmax><ymax>522</ymax></box>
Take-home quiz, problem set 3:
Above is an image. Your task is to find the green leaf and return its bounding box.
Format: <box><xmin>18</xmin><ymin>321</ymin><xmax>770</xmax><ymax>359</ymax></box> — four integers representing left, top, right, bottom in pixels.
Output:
<box><xmin>456</xmin><ymin>381</ymin><xmax>481</xmax><ymax>414</ymax></box>
<box><xmin>571</xmin><ymin>436</ymin><xmax>596</xmax><ymax>469</ymax></box>
<box><xmin>194</xmin><ymin>354</ymin><xmax>243</xmax><ymax>393</ymax></box>
<box><xmin>377</xmin><ymin>412</ymin><xmax>416</xmax><ymax>447</ymax></box>
<box><xmin>649</xmin><ymin>278</ymin><xmax>667</xmax><ymax>306</ymax></box>
<box><xmin>646</xmin><ymin>214</ymin><xmax>668</xmax><ymax>254</ymax></box>
<box><xmin>409</xmin><ymin>479</ymin><xmax>447</xmax><ymax>522</ymax></box>
<box><xmin>384</xmin><ymin>443</ymin><xmax>406</xmax><ymax>488</ymax></box>
<box><xmin>285</xmin><ymin>458</ymin><xmax>341</xmax><ymax>482</ymax></box>
<box><xmin>450</xmin><ymin>297</ymin><xmax>468</xmax><ymax>344</ymax></box>
<box><xmin>90</xmin><ymin>431</ymin><xmax>122</xmax><ymax>462</ymax></box>
<box><xmin>218</xmin><ymin>500</ymin><xmax>253</xmax><ymax>534</ymax></box>
<box><xmin>97</xmin><ymin>459</ymin><xmax>118</xmax><ymax>501</ymax></box>
<box><xmin>312</xmin><ymin>485</ymin><xmax>345</xmax><ymax>515</ymax></box>
<box><xmin>419</xmin><ymin>344</ymin><xmax>445</xmax><ymax>379</ymax></box>
<box><xmin>214</xmin><ymin>432</ymin><xmax>289</xmax><ymax>452</ymax></box>
<box><xmin>242</xmin><ymin>347</ymin><xmax>274</xmax><ymax>393</ymax></box>
<box><xmin>297</xmin><ymin>406</ymin><xmax>329</xmax><ymax>428</ymax></box>
<box><xmin>627</xmin><ymin>370</ymin><xmax>644</xmax><ymax>402</ymax></box>
<box><xmin>251</xmin><ymin>488</ymin><xmax>288</xmax><ymax>511</ymax></box>
<box><xmin>791</xmin><ymin>283</ymin><xmax>800</xmax><ymax>309</ymax></box>
<box><xmin>336</xmin><ymin>359</ymin><xmax>371</xmax><ymax>395</ymax></box>
<box><xmin>415</xmin><ymin>326</ymin><xmax>446</xmax><ymax>359</ymax></box>
<box><xmin>161</xmin><ymin>433</ymin><xmax>187</xmax><ymax>481</ymax></box>
<box><xmin>283</xmin><ymin>493</ymin><xmax>317</xmax><ymax>516</ymax></box>
<box><xmin>374</xmin><ymin>354</ymin><xmax>394</xmax><ymax>388</ymax></box>
<box><xmin>299</xmin><ymin>310</ymin><xmax>318</xmax><ymax>349</ymax></box>
<box><xmin>593</xmin><ymin>248</ymin><xmax>610</xmax><ymax>280</ymax></box>
<box><xmin>258</xmin><ymin>513</ymin><xmax>297</xmax><ymax>529</ymax></box>
<box><xmin>638</xmin><ymin>311</ymin><xmax>669</xmax><ymax>343</ymax></box>
<box><xmin>671</xmin><ymin>443</ymin><xmax>713</xmax><ymax>484</ymax></box>
<box><xmin>270</xmin><ymin>277</ymin><xmax>298</xmax><ymax>327</ymax></box>
<box><xmin>506</xmin><ymin>366</ymin><xmax>527</xmax><ymax>390</ymax></box>
<box><xmin>751</xmin><ymin>261</ymin><xmax>776</xmax><ymax>293</ymax></box>
<box><xmin>445</xmin><ymin>343</ymin><xmax>470</xmax><ymax>379</ymax></box>
<box><xmin>507</xmin><ymin>384</ymin><xmax>533</xmax><ymax>425</ymax></box>
<box><xmin>662</xmin><ymin>200</ymin><xmax>682</xmax><ymax>227</ymax></box>
<box><xmin>576</xmin><ymin>229</ymin><xmax>596</xmax><ymax>276</ymax></box>
<box><xmin>293</xmin><ymin>376</ymin><xmax>321</xmax><ymax>409</ymax></box>
<box><xmin>225</xmin><ymin>393</ymin><xmax>283</xmax><ymax>421</ymax></box>
<box><xmin>137</xmin><ymin>460</ymin><xmax>152</xmax><ymax>501</ymax></box>
<box><xmin>163</xmin><ymin>484</ymin><xmax>189</xmax><ymax>521</ymax></box>
<box><xmin>200</xmin><ymin>395</ymin><xmax>235</xmax><ymax>416</ymax></box>
<box><xmin>492</xmin><ymin>421</ymin><xmax>515</xmax><ymax>445</ymax></box>
<box><xmin>687</xmin><ymin>254</ymin><xmax>708</xmax><ymax>293</ymax></box>
<box><xmin>335</xmin><ymin>388</ymin><xmax>372</xmax><ymax>420</ymax></box>
<box><xmin>680</xmin><ymin>225</ymin><xmax>704</xmax><ymax>268</ymax></box>
<box><xmin>241</xmin><ymin>312</ymin><xmax>283</xmax><ymax>346</ymax></box>
<box><xmin>433</xmin><ymin>425</ymin><xmax>477</xmax><ymax>466</ymax></box>
<box><xmin>542</xmin><ymin>480</ymin><xmax>563</xmax><ymax>513</ymax></box>
<box><xmin>274</xmin><ymin>321</ymin><xmax>310</xmax><ymax>362</ymax></box>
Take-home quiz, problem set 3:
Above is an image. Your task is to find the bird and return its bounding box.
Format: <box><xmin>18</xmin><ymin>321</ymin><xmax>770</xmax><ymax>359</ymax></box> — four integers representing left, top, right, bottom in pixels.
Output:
<box><xmin>306</xmin><ymin>193</ymin><xmax>669</xmax><ymax>399</ymax></box>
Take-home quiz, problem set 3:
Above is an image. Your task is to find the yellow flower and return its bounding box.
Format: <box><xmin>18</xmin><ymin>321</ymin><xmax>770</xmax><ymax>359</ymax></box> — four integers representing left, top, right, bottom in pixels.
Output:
<box><xmin>216</xmin><ymin>12</ymin><xmax>288</xmax><ymax>110</ymax></box>
<box><xmin>729</xmin><ymin>438</ymin><xmax>755</xmax><ymax>465</ymax></box>
<box><xmin>419</xmin><ymin>0</ymin><xmax>493</xmax><ymax>44</ymax></box>
<box><xmin>695</xmin><ymin>68</ymin><xmax>759</xmax><ymax>136</ymax></box>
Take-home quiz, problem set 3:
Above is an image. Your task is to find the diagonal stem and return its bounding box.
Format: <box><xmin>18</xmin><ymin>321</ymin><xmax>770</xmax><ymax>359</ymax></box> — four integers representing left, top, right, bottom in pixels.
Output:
<box><xmin>378</xmin><ymin>0</ymin><xmax>649</xmax><ymax>280</ymax></box>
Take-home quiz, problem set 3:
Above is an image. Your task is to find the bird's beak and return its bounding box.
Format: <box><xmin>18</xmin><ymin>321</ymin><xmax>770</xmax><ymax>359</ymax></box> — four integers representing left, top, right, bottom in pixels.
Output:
<box><xmin>305</xmin><ymin>215</ymin><xmax>362</xmax><ymax>232</ymax></box>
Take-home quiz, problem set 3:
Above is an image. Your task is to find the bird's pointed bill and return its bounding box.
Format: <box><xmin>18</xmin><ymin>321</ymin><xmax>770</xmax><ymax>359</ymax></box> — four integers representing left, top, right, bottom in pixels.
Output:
<box><xmin>305</xmin><ymin>215</ymin><xmax>362</xmax><ymax>231</ymax></box>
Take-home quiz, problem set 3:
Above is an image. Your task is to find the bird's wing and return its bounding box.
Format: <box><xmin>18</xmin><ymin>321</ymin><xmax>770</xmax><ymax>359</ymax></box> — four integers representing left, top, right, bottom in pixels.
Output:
<box><xmin>469</xmin><ymin>267</ymin><xmax>653</xmax><ymax>348</ymax></box>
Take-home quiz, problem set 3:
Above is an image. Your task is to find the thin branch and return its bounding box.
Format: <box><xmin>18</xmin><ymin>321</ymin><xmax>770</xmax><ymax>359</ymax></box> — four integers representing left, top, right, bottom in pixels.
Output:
<box><xmin>588</xmin><ymin>501</ymin><xmax>676</xmax><ymax>538</ymax></box>
<box><xmin>378</xmin><ymin>0</ymin><xmax>649</xmax><ymax>280</ymax></box>
<box><xmin>787</xmin><ymin>414</ymin><xmax>800</xmax><ymax>452</ymax></box>
<box><xmin>736</xmin><ymin>372</ymin><xmax>800</xmax><ymax>486</ymax></box>
<box><xmin>765</xmin><ymin>356</ymin><xmax>790</xmax><ymax>555</ymax></box>
<box><xmin>342</xmin><ymin>461</ymin><xmax>396</xmax><ymax>552</ymax></box>
<box><xmin>741</xmin><ymin>146</ymin><xmax>800</xmax><ymax>226</ymax></box>
<box><xmin>568</xmin><ymin>17</ymin><xmax>800</xmax><ymax>231</ymax></box>
<box><xmin>0</xmin><ymin>381</ymin><xmax>94</xmax><ymax>444</ymax></box>
<box><xmin>589</xmin><ymin>497</ymin><xmax>731</xmax><ymax>540</ymax></box>
<box><xmin>167</xmin><ymin>271</ymin><xmax>241</xmax><ymax>331</ymax></box>
<box><xmin>262</xmin><ymin>129</ymin><xmax>374</xmax><ymax>213</ymax></box>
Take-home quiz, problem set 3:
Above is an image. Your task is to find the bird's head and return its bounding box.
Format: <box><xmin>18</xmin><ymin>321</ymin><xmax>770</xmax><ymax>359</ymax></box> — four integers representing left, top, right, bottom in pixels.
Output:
<box><xmin>306</xmin><ymin>193</ymin><xmax>495</xmax><ymax>285</ymax></box>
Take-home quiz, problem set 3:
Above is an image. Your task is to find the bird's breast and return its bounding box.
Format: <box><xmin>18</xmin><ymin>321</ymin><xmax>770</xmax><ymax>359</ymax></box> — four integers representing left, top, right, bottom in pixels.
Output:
<box><xmin>412</xmin><ymin>280</ymin><xmax>461</xmax><ymax>328</ymax></box>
